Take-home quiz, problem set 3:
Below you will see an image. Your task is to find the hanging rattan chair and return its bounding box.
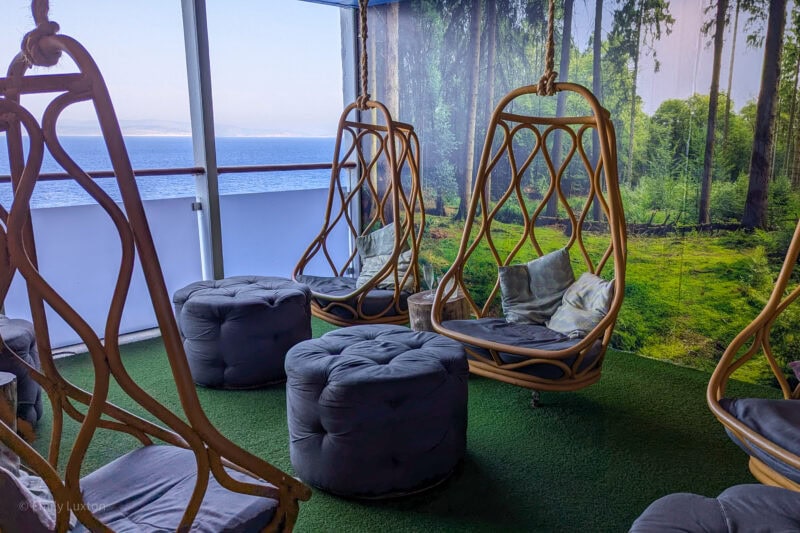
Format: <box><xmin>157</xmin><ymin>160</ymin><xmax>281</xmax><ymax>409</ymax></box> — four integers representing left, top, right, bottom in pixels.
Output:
<box><xmin>431</xmin><ymin>1</ymin><xmax>627</xmax><ymax>401</ymax></box>
<box><xmin>707</xmin><ymin>219</ymin><xmax>800</xmax><ymax>492</ymax></box>
<box><xmin>0</xmin><ymin>4</ymin><xmax>309</xmax><ymax>531</ymax></box>
<box><xmin>293</xmin><ymin>0</ymin><xmax>424</xmax><ymax>327</ymax></box>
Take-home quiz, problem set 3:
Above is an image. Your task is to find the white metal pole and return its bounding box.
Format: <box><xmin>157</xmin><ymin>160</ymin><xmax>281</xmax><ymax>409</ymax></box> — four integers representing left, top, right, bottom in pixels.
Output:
<box><xmin>181</xmin><ymin>0</ymin><xmax>224</xmax><ymax>280</ymax></box>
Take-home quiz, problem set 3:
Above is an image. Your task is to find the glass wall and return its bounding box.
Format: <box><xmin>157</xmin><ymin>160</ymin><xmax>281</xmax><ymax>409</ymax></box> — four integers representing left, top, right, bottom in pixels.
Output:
<box><xmin>0</xmin><ymin>0</ymin><xmax>195</xmax><ymax>207</ymax></box>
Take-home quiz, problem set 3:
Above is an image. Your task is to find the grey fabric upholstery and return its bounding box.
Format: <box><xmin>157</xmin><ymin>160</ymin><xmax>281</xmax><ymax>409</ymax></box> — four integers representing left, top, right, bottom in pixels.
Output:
<box><xmin>0</xmin><ymin>466</ymin><xmax>56</xmax><ymax>533</ymax></box>
<box><xmin>720</xmin><ymin>397</ymin><xmax>800</xmax><ymax>484</ymax></box>
<box><xmin>295</xmin><ymin>275</ymin><xmax>410</xmax><ymax>321</ymax></box>
<box><xmin>355</xmin><ymin>223</ymin><xmax>414</xmax><ymax>290</ymax></box>
<box><xmin>547</xmin><ymin>272</ymin><xmax>614</xmax><ymax>338</ymax></box>
<box><xmin>498</xmin><ymin>248</ymin><xmax>574</xmax><ymax>324</ymax></box>
<box><xmin>285</xmin><ymin>325</ymin><xmax>468</xmax><ymax>498</ymax></box>
<box><xmin>442</xmin><ymin>318</ymin><xmax>602</xmax><ymax>379</ymax></box>
<box><xmin>630</xmin><ymin>484</ymin><xmax>800</xmax><ymax>532</ymax></box>
<box><xmin>0</xmin><ymin>316</ymin><xmax>43</xmax><ymax>425</ymax></box>
<box><xmin>75</xmin><ymin>445</ymin><xmax>278</xmax><ymax>532</ymax></box>
<box><xmin>173</xmin><ymin>276</ymin><xmax>311</xmax><ymax>389</ymax></box>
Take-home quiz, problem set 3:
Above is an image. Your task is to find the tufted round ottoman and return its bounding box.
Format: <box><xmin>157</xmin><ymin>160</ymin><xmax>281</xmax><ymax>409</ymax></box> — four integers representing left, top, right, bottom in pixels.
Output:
<box><xmin>285</xmin><ymin>324</ymin><xmax>468</xmax><ymax>498</ymax></box>
<box><xmin>173</xmin><ymin>276</ymin><xmax>311</xmax><ymax>389</ymax></box>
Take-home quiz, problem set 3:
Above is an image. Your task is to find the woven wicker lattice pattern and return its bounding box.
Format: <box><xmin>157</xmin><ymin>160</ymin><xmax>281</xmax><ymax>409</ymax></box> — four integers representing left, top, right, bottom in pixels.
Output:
<box><xmin>294</xmin><ymin>101</ymin><xmax>424</xmax><ymax>326</ymax></box>
<box><xmin>432</xmin><ymin>83</ymin><xmax>627</xmax><ymax>393</ymax></box>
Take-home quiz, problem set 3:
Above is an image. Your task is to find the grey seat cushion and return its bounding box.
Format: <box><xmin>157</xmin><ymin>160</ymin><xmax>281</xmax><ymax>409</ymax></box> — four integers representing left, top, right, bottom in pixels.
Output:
<box><xmin>285</xmin><ymin>325</ymin><xmax>468</xmax><ymax>498</ymax></box>
<box><xmin>0</xmin><ymin>316</ymin><xmax>43</xmax><ymax>425</ymax></box>
<box><xmin>295</xmin><ymin>274</ymin><xmax>409</xmax><ymax>320</ymax></box>
<box><xmin>442</xmin><ymin>318</ymin><xmax>602</xmax><ymax>379</ymax></box>
<box><xmin>76</xmin><ymin>445</ymin><xmax>277</xmax><ymax>532</ymax></box>
<box><xmin>173</xmin><ymin>276</ymin><xmax>311</xmax><ymax>388</ymax></box>
<box><xmin>630</xmin><ymin>484</ymin><xmax>800</xmax><ymax>532</ymax></box>
<box><xmin>719</xmin><ymin>397</ymin><xmax>800</xmax><ymax>484</ymax></box>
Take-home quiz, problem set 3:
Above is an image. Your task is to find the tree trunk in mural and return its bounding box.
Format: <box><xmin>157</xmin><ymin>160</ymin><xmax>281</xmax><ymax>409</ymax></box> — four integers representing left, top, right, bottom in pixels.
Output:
<box><xmin>769</xmin><ymin>93</ymin><xmax>781</xmax><ymax>183</ymax></box>
<box><xmin>788</xmin><ymin>4</ymin><xmax>800</xmax><ymax>185</ymax></box>
<box><xmin>782</xmin><ymin>2</ymin><xmax>800</xmax><ymax>183</ymax></box>
<box><xmin>742</xmin><ymin>0</ymin><xmax>787</xmax><ymax>230</ymax></box>
<box><xmin>627</xmin><ymin>4</ymin><xmax>643</xmax><ymax>187</ymax></box>
<box><xmin>484</xmin><ymin>0</ymin><xmax>497</xmax><ymax>201</ymax></box>
<box><xmin>784</xmin><ymin>34</ymin><xmax>799</xmax><ymax>182</ymax></box>
<box><xmin>455</xmin><ymin>0</ymin><xmax>484</xmax><ymax>220</ymax></box>
<box><xmin>793</xmin><ymin>131</ymin><xmax>800</xmax><ymax>189</ymax></box>
<box><xmin>545</xmin><ymin>0</ymin><xmax>575</xmax><ymax>219</ymax></box>
<box><xmin>699</xmin><ymin>0</ymin><xmax>729</xmax><ymax>225</ymax></box>
<box><xmin>592</xmin><ymin>0</ymin><xmax>604</xmax><ymax>222</ymax></box>
<box><xmin>723</xmin><ymin>0</ymin><xmax>740</xmax><ymax>147</ymax></box>
<box><xmin>607</xmin><ymin>0</ymin><xmax>673</xmax><ymax>186</ymax></box>
<box><xmin>386</xmin><ymin>3</ymin><xmax>400</xmax><ymax>118</ymax></box>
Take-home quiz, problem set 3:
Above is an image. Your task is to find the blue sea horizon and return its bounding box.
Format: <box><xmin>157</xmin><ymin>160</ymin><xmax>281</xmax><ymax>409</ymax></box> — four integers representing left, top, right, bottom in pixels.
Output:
<box><xmin>0</xmin><ymin>136</ymin><xmax>337</xmax><ymax>208</ymax></box>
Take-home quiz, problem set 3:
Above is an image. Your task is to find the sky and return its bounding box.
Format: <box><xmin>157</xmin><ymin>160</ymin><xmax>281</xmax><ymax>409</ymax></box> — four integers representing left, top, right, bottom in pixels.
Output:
<box><xmin>572</xmin><ymin>0</ymin><xmax>766</xmax><ymax>115</ymax></box>
<box><xmin>0</xmin><ymin>0</ymin><xmax>777</xmax><ymax>136</ymax></box>
<box><xmin>0</xmin><ymin>0</ymin><xmax>345</xmax><ymax>137</ymax></box>
<box><xmin>635</xmin><ymin>1</ymin><xmax>766</xmax><ymax>115</ymax></box>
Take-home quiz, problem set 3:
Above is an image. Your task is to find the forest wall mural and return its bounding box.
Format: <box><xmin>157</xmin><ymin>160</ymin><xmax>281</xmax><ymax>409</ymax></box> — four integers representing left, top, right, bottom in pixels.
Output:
<box><xmin>362</xmin><ymin>0</ymin><xmax>800</xmax><ymax>385</ymax></box>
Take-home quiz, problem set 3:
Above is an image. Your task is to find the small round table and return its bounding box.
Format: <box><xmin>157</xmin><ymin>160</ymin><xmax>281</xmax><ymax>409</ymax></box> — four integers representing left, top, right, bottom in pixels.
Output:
<box><xmin>407</xmin><ymin>289</ymin><xmax>470</xmax><ymax>332</ymax></box>
<box><xmin>0</xmin><ymin>316</ymin><xmax>42</xmax><ymax>426</ymax></box>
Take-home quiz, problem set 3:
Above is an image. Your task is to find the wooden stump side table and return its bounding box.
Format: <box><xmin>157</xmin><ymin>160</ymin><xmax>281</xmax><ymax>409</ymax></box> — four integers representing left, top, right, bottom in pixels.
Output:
<box><xmin>407</xmin><ymin>290</ymin><xmax>470</xmax><ymax>332</ymax></box>
<box><xmin>0</xmin><ymin>372</ymin><xmax>18</xmax><ymax>471</ymax></box>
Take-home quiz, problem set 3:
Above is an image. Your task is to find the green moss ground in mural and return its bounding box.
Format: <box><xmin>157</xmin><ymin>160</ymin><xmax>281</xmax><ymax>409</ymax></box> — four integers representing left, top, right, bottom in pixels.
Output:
<box><xmin>422</xmin><ymin>214</ymin><xmax>800</xmax><ymax>387</ymax></box>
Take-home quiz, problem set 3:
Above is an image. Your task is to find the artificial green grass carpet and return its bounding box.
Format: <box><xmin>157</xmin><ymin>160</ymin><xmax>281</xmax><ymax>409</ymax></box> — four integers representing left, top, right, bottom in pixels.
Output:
<box><xmin>35</xmin><ymin>321</ymin><xmax>775</xmax><ymax>532</ymax></box>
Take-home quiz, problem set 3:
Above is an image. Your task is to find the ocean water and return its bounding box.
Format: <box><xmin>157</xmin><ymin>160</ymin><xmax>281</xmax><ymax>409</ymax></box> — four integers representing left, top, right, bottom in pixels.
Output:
<box><xmin>0</xmin><ymin>136</ymin><xmax>337</xmax><ymax>208</ymax></box>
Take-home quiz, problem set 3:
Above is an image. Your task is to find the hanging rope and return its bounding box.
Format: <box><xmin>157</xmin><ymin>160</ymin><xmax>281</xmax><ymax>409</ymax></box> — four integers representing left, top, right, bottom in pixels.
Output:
<box><xmin>356</xmin><ymin>0</ymin><xmax>370</xmax><ymax>110</ymax></box>
<box><xmin>21</xmin><ymin>0</ymin><xmax>61</xmax><ymax>67</ymax></box>
<box><xmin>536</xmin><ymin>0</ymin><xmax>558</xmax><ymax>97</ymax></box>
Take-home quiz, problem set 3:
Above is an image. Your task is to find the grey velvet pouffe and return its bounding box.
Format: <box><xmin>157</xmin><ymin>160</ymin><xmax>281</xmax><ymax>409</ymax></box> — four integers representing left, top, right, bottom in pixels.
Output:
<box><xmin>286</xmin><ymin>325</ymin><xmax>468</xmax><ymax>498</ymax></box>
<box><xmin>630</xmin><ymin>484</ymin><xmax>800</xmax><ymax>532</ymax></box>
<box><xmin>173</xmin><ymin>276</ymin><xmax>312</xmax><ymax>389</ymax></box>
<box><xmin>0</xmin><ymin>316</ymin><xmax>43</xmax><ymax>426</ymax></box>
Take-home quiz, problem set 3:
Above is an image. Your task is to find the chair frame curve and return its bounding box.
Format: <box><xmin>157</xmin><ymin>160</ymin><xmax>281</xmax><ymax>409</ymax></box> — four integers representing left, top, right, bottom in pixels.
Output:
<box><xmin>707</xmin><ymin>218</ymin><xmax>800</xmax><ymax>491</ymax></box>
<box><xmin>431</xmin><ymin>82</ymin><xmax>627</xmax><ymax>392</ymax></box>
<box><xmin>0</xmin><ymin>33</ymin><xmax>310</xmax><ymax>531</ymax></box>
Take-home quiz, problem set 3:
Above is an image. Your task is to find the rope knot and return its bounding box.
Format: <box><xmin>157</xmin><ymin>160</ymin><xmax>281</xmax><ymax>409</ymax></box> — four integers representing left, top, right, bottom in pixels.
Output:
<box><xmin>356</xmin><ymin>94</ymin><xmax>371</xmax><ymax>111</ymax></box>
<box><xmin>536</xmin><ymin>70</ymin><xmax>558</xmax><ymax>97</ymax></box>
<box><xmin>21</xmin><ymin>20</ymin><xmax>61</xmax><ymax>67</ymax></box>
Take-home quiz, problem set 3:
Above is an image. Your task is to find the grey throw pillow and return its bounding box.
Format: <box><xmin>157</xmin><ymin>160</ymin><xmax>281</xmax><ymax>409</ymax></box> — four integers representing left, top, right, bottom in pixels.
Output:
<box><xmin>355</xmin><ymin>223</ymin><xmax>414</xmax><ymax>291</ymax></box>
<box><xmin>498</xmin><ymin>248</ymin><xmax>575</xmax><ymax>324</ymax></box>
<box><xmin>0</xmin><ymin>466</ymin><xmax>57</xmax><ymax>532</ymax></box>
<box><xmin>547</xmin><ymin>272</ymin><xmax>615</xmax><ymax>338</ymax></box>
<box><xmin>0</xmin><ymin>421</ymin><xmax>72</xmax><ymax>532</ymax></box>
